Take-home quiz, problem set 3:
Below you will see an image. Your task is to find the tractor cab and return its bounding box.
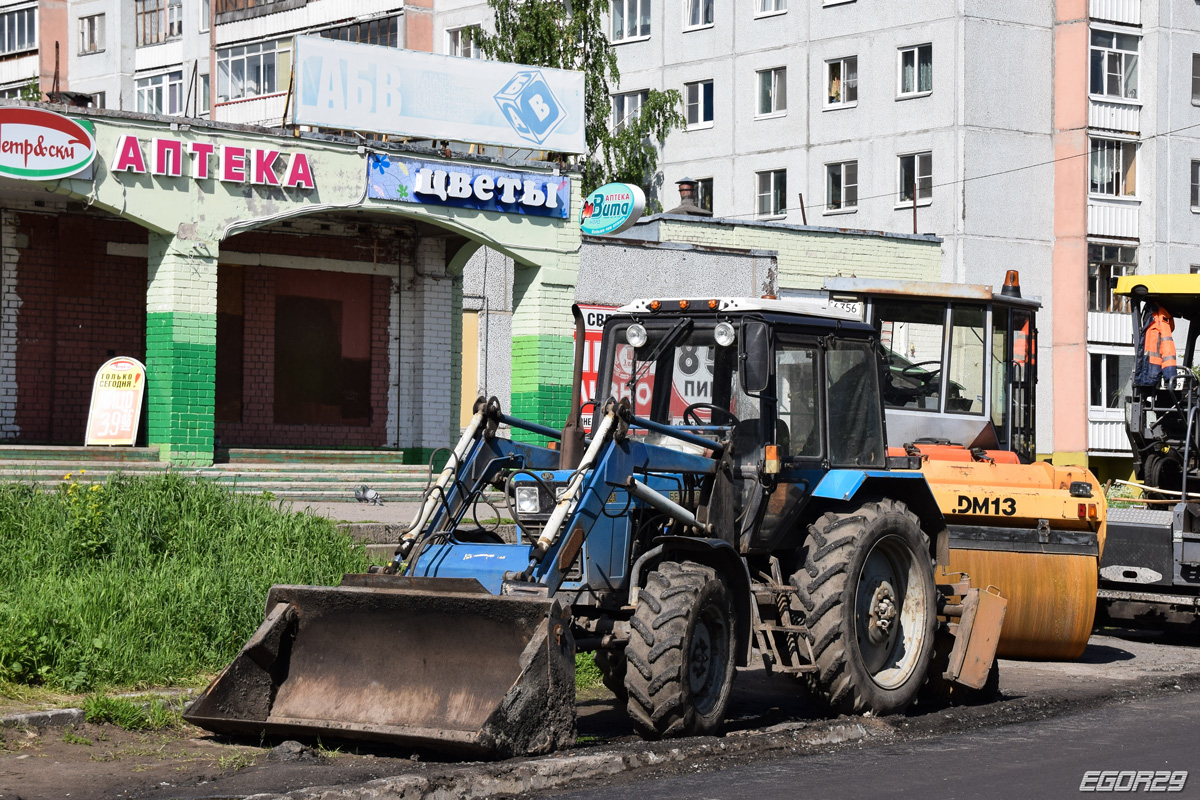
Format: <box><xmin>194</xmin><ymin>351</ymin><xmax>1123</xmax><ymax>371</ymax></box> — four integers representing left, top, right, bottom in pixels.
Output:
<box><xmin>816</xmin><ymin>272</ymin><xmax>1040</xmax><ymax>463</ymax></box>
<box><xmin>1115</xmin><ymin>274</ymin><xmax>1200</xmax><ymax>492</ymax></box>
<box><xmin>590</xmin><ymin>296</ymin><xmax>892</xmax><ymax>555</ymax></box>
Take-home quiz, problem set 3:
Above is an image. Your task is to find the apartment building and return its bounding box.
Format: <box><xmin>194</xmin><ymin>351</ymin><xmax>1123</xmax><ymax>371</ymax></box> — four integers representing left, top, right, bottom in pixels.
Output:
<box><xmin>0</xmin><ymin>1</ymin><xmax>425</xmax><ymax>123</ymax></box>
<box><xmin>432</xmin><ymin>0</ymin><xmax>1200</xmax><ymax>470</ymax></box>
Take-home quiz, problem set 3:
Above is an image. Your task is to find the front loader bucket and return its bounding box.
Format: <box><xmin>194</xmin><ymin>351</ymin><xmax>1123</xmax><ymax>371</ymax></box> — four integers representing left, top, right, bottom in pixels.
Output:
<box><xmin>183</xmin><ymin>575</ymin><xmax>576</xmax><ymax>758</ymax></box>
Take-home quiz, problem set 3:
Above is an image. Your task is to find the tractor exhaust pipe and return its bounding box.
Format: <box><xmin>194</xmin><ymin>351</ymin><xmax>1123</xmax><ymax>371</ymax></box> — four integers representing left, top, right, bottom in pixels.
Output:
<box><xmin>560</xmin><ymin>304</ymin><xmax>588</xmax><ymax>470</ymax></box>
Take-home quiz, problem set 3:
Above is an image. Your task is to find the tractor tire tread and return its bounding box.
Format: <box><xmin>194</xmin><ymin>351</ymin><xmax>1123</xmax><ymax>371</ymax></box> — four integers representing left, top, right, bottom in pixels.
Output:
<box><xmin>624</xmin><ymin>560</ymin><xmax>735</xmax><ymax>740</ymax></box>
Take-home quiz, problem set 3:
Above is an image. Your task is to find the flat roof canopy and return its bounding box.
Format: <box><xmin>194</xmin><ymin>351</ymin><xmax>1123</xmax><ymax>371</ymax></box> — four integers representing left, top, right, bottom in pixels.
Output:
<box><xmin>1115</xmin><ymin>275</ymin><xmax>1200</xmax><ymax>320</ymax></box>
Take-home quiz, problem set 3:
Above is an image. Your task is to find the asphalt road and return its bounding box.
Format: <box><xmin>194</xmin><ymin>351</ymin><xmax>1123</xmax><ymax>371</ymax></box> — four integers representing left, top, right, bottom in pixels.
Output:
<box><xmin>547</xmin><ymin>691</ymin><xmax>1200</xmax><ymax>800</ymax></box>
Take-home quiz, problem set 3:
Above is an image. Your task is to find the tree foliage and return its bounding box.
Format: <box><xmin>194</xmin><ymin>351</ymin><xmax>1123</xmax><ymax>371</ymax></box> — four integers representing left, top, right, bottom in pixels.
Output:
<box><xmin>475</xmin><ymin>0</ymin><xmax>684</xmax><ymax>201</ymax></box>
<box><xmin>19</xmin><ymin>75</ymin><xmax>41</xmax><ymax>102</ymax></box>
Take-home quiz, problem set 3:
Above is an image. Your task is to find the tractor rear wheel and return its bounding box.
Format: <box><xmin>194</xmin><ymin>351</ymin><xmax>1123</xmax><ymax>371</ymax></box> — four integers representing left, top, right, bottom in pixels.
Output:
<box><xmin>793</xmin><ymin>499</ymin><xmax>936</xmax><ymax>715</ymax></box>
<box><xmin>625</xmin><ymin>560</ymin><xmax>736</xmax><ymax>739</ymax></box>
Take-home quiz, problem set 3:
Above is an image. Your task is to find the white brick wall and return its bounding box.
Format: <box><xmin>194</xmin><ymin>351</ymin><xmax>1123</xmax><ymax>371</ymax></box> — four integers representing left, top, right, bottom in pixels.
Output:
<box><xmin>386</xmin><ymin>277</ymin><xmax>401</xmax><ymax>449</ymax></box>
<box><xmin>395</xmin><ymin>236</ymin><xmax>457</xmax><ymax>452</ymax></box>
<box><xmin>146</xmin><ymin>233</ymin><xmax>219</xmax><ymax>316</ymax></box>
<box><xmin>0</xmin><ymin>210</ymin><xmax>20</xmax><ymax>437</ymax></box>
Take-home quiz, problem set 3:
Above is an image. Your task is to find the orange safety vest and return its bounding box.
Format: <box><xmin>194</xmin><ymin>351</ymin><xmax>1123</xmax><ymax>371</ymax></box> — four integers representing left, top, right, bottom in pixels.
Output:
<box><xmin>1014</xmin><ymin>320</ymin><xmax>1036</xmax><ymax>367</ymax></box>
<box><xmin>1138</xmin><ymin>304</ymin><xmax>1178</xmax><ymax>386</ymax></box>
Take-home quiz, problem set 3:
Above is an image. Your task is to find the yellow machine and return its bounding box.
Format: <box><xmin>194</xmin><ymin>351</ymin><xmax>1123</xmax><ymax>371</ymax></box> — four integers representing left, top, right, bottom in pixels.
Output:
<box><xmin>822</xmin><ymin>273</ymin><xmax>1105</xmax><ymax>660</ymax></box>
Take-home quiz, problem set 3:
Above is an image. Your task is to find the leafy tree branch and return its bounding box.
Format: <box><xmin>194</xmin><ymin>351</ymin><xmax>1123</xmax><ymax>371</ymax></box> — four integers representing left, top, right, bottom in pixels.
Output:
<box><xmin>475</xmin><ymin>0</ymin><xmax>683</xmax><ymax>203</ymax></box>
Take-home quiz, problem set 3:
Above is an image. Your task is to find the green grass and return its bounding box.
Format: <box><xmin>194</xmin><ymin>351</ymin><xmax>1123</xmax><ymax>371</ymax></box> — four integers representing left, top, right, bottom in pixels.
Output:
<box><xmin>575</xmin><ymin>652</ymin><xmax>602</xmax><ymax>691</ymax></box>
<box><xmin>0</xmin><ymin>474</ymin><xmax>371</xmax><ymax>692</ymax></box>
<box><xmin>83</xmin><ymin>695</ymin><xmax>182</xmax><ymax>731</ymax></box>
<box><xmin>62</xmin><ymin>728</ymin><xmax>92</xmax><ymax>746</ymax></box>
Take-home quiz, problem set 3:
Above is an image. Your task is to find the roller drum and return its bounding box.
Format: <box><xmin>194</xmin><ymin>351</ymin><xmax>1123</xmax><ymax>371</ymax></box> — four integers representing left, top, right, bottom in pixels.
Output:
<box><xmin>948</xmin><ymin>548</ymin><xmax>1097</xmax><ymax>660</ymax></box>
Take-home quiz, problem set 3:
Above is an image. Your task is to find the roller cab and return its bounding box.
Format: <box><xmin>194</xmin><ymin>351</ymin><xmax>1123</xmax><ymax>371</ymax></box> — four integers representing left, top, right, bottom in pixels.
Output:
<box><xmin>821</xmin><ymin>274</ymin><xmax>1106</xmax><ymax>660</ymax></box>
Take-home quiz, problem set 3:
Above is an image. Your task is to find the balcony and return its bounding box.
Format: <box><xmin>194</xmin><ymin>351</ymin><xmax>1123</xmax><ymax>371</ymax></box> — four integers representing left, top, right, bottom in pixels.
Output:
<box><xmin>1090</xmin><ymin>0</ymin><xmax>1140</xmax><ymax>25</ymax></box>
<box><xmin>1087</xmin><ymin>310</ymin><xmax>1133</xmax><ymax>346</ymax></box>
<box><xmin>1088</xmin><ymin>418</ymin><xmax>1130</xmax><ymax>454</ymax></box>
<box><xmin>216</xmin><ymin>0</ymin><xmax>304</xmax><ymax>25</ymax></box>
<box><xmin>0</xmin><ymin>54</ymin><xmax>37</xmax><ymax>88</ymax></box>
<box><xmin>1088</xmin><ymin>198</ymin><xmax>1139</xmax><ymax>239</ymax></box>
<box><xmin>1089</xmin><ymin>98</ymin><xmax>1140</xmax><ymax>134</ymax></box>
<box><xmin>213</xmin><ymin>93</ymin><xmax>287</xmax><ymax>127</ymax></box>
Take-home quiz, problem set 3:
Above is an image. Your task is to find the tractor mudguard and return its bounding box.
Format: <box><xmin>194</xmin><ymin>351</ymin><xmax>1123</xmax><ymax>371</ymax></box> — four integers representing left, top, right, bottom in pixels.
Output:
<box><xmin>811</xmin><ymin>470</ymin><xmax>947</xmax><ymax>560</ymax></box>
<box><xmin>649</xmin><ymin>536</ymin><xmax>754</xmax><ymax>667</ymax></box>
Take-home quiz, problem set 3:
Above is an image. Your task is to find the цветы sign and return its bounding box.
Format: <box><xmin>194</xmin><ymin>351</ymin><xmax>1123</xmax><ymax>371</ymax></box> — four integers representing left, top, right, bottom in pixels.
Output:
<box><xmin>0</xmin><ymin>107</ymin><xmax>96</xmax><ymax>180</ymax></box>
<box><xmin>110</xmin><ymin>134</ymin><xmax>315</xmax><ymax>188</ymax></box>
<box><xmin>367</xmin><ymin>155</ymin><xmax>569</xmax><ymax>219</ymax></box>
<box><xmin>85</xmin><ymin>357</ymin><xmax>147</xmax><ymax>446</ymax></box>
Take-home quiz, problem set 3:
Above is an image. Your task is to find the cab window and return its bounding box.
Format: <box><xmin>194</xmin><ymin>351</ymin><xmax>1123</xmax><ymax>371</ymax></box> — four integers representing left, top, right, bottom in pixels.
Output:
<box><xmin>827</xmin><ymin>340</ymin><xmax>885</xmax><ymax>467</ymax></box>
<box><xmin>876</xmin><ymin>300</ymin><xmax>946</xmax><ymax>411</ymax></box>
<box><xmin>775</xmin><ymin>340</ymin><xmax>821</xmax><ymax>458</ymax></box>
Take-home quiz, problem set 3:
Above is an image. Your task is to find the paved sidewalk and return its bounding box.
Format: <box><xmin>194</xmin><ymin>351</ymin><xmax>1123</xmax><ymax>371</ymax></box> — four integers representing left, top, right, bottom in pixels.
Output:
<box><xmin>292</xmin><ymin>500</ymin><xmax>424</xmax><ymax>525</ymax></box>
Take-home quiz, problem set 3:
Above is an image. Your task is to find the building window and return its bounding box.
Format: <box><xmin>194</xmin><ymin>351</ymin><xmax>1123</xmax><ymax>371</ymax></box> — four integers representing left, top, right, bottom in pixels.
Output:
<box><xmin>1090</xmin><ymin>29</ymin><xmax>1139</xmax><ymax>100</ymax></box>
<box><xmin>684</xmin><ymin>0</ymin><xmax>713</xmax><ymax>30</ymax></box>
<box><xmin>825</xmin><ymin>56</ymin><xmax>857</xmax><ymax>107</ymax></box>
<box><xmin>612</xmin><ymin>0</ymin><xmax>651</xmax><ymax>41</ymax></box>
<box><xmin>446</xmin><ymin>25</ymin><xmax>480</xmax><ymax>57</ymax></box>
<box><xmin>217</xmin><ymin>40</ymin><xmax>291</xmax><ymax>103</ymax></box>
<box><xmin>697</xmin><ymin>177</ymin><xmax>713</xmax><ymax>213</ymax></box>
<box><xmin>321</xmin><ymin>16</ymin><xmax>400</xmax><ymax>47</ymax></box>
<box><xmin>756</xmin><ymin>0</ymin><xmax>786</xmax><ymax>15</ymax></box>
<box><xmin>199</xmin><ymin>0</ymin><xmax>210</xmax><ymax>33</ymax></box>
<box><xmin>1192</xmin><ymin>160</ymin><xmax>1200</xmax><ymax>210</ymax></box>
<box><xmin>79</xmin><ymin>14</ymin><xmax>104</xmax><ymax>55</ymax></box>
<box><xmin>898</xmin><ymin>44</ymin><xmax>932</xmax><ymax>97</ymax></box>
<box><xmin>1089</xmin><ymin>137</ymin><xmax>1137</xmax><ymax>197</ymax></box>
<box><xmin>684</xmin><ymin>79</ymin><xmax>714</xmax><ymax>128</ymax></box>
<box><xmin>89</xmin><ymin>92</ymin><xmax>105</xmax><ymax>109</ymax></box>
<box><xmin>898</xmin><ymin>152</ymin><xmax>932</xmax><ymax>205</ymax></box>
<box><xmin>1193</xmin><ymin>53</ymin><xmax>1200</xmax><ymax>104</ymax></box>
<box><xmin>1087</xmin><ymin>243</ymin><xmax>1136</xmax><ymax>314</ymax></box>
<box><xmin>135</xmin><ymin>0</ymin><xmax>183</xmax><ymax>47</ymax></box>
<box><xmin>136</xmin><ymin>70</ymin><xmax>184</xmax><ymax>116</ymax></box>
<box><xmin>756</xmin><ymin>169</ymin><xmax>786</xmax><ymax>217</ymax></box>
<box><xmin>199</xmin><ymin>73</ymin><xmax>210</xmax><ymax>115</ymax></box>
<box><xmin>756</xmin><ymin>67</ymin><xmax>787</xmax><ymax>116</ymax></box>
<box><xmin>1089</xmin><ymin>351</ymin><xmax>1135</xmax><ymax>410</ymax></box>
<box><xmin>826</xmin><ymin>161</ymin><xmax>858</xmax><ymax>211</ymax></box>
<box><xmin>0</xmin><ymin>5</ymin><xmax>37</xmax><ymax>56</ymax></box>
<box><xmin>612</xmin><ymin>89</ymin><xmax>647</xmax><ymax>130</ymax></box>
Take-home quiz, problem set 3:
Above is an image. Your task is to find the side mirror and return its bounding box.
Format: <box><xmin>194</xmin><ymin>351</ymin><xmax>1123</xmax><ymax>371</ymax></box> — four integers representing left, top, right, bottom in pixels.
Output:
<box><xmin>740</xmin><ymin>320</ymin><xmax>771</xmax><ymax>395</ymax></box>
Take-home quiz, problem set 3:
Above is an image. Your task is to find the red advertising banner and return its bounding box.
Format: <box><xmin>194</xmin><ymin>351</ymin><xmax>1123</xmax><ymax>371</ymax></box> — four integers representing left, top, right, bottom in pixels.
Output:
<box><xmin>85</xmin><ymin>357</ymin><xmax>147</xmax><ymax>446</ymax></box>
<box><xmin>576</xmin><ymin>304</ymin><xmax>714</xmax><ymax>426</ymax></box>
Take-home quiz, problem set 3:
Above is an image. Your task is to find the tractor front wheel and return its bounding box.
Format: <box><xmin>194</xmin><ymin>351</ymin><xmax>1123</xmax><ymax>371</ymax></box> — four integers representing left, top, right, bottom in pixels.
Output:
<box><xmin>793</xmin><ymin>499</ymin><xmax>936</xmax><ymax>715</ymax></box>
<box><xmin>625</xmin><ymin>560</ymin><xmax>736</xmax><ymax>739</ymax></box>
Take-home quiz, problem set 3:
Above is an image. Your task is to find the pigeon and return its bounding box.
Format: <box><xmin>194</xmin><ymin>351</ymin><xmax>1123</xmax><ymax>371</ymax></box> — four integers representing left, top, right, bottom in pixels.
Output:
<box><xmin>354</xmin><ymin>484</ymin><xmax>384</xmax><ymax>505</ymax></box>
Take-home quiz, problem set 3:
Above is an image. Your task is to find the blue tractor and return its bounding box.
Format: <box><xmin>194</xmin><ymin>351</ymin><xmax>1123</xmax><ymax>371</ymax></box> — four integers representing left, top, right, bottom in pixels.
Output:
<box><xmin>186</xmin><ymin>297</ymin><xmax>1004</xmax><ymax>756</ymax></box>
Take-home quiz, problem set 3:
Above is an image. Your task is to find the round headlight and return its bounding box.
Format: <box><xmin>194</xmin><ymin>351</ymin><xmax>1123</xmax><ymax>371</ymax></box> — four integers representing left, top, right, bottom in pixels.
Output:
<box><xmin>515</xmin><ymin>486</ymin><xmax>541</xmax><ymax>515</ymax></box>
<box><xmin>714</xmin><ymin>321</ymin><xmax>736</xmax><ymax>347</ymax></box>
<box><xmin>626</xmin><ymin>323</ymin><xmax>648</xmax><ymax>348</ymax></box>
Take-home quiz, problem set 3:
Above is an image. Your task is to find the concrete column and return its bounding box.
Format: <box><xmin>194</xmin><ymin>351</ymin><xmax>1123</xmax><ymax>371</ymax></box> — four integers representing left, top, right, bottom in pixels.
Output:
<box><xmin>395</xmin><ymin>236</ymin><xmax>455</xmax><ymax>463</ymax></box>
<box><xmin>0</xmin><ymin>211</ymin><xmax>21</xmax><ymax>438</ymax></box>
<box><xmin>145</xmin><ymin>232</ymin><xmax>218</xmax><ymax>466</ymax></box>
<box><xmin>1051</xmin><ymin>0</ymin><xmax>1090</xmax><ymax>465</ymax></box>
<box><xmin>510</xmin><ymin>264</ymin><xmax>576</xmax><ymax>443</ymax></box>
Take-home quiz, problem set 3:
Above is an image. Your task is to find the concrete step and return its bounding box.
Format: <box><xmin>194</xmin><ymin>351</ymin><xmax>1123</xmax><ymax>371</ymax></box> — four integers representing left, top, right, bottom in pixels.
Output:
<box><xmin>219</xmin><ymin>448</ymin><xmax>408</xmax><ymax>465</ymax></box>
<box><xmin>0</xmin><ymin>445</ymin><xmax>161</xmax><ymax>462</ymax></box>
